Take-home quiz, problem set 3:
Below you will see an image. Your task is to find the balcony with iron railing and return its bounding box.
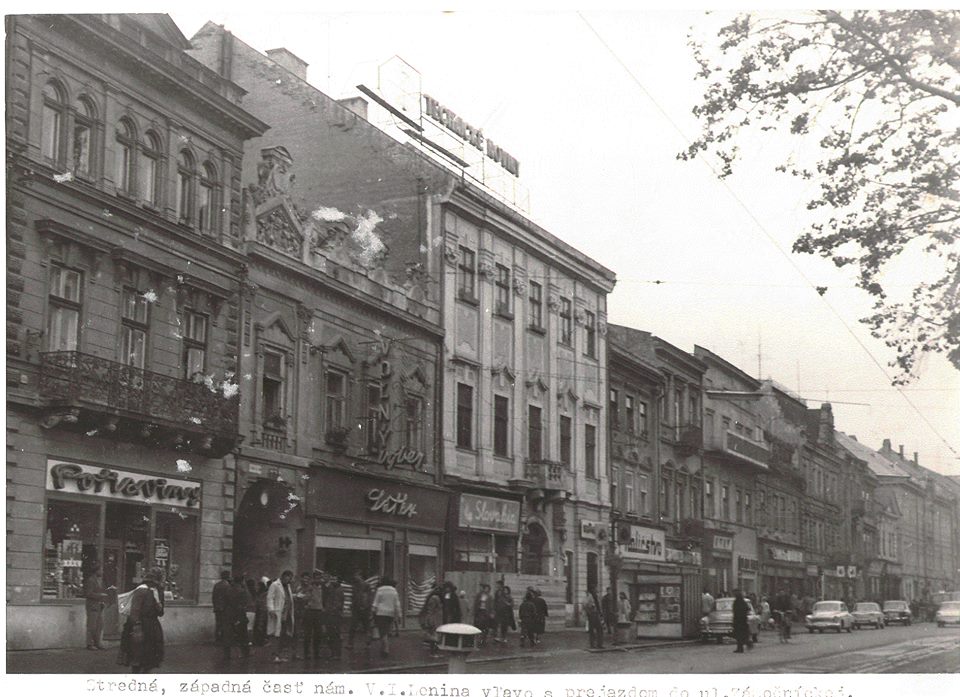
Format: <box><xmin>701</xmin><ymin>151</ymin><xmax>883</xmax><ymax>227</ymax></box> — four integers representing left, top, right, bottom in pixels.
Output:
<box><xmin>676</xmin><ymin>423</ymin><xmax>703</xmax><ymax>453</ymax></box>
<box><xmin>720</xmin><ymin>430</ymin><xmax>771</xmax><ymax>469</ymax></box>
<box><xmin>522</xmin><ymin>459</ymin><xmax>572</xmax><ymax>496</ymax></box>
<box><xmin>39</xmin><ymin>351</ymin><xmax>240</xmax><ymax>457</ymax></box>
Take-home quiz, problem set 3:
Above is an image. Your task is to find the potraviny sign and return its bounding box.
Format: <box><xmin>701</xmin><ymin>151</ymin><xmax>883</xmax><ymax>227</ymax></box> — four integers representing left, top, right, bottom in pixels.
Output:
<box><xmin>46</xmin><ymin>460</ymin><xmax>201</xmax><ymax>508</ymax></box>
<box><xmin>423</xmin><ymin>94</ymin><xmax>520</xmax><ymax>176</ymax></box>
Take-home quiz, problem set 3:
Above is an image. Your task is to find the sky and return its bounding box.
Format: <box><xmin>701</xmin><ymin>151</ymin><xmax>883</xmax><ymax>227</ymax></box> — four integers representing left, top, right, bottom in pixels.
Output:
<box><xmin>38</xmin><ymin>2</ymin><xmax>960</xmax><ymax>474</ymax></box>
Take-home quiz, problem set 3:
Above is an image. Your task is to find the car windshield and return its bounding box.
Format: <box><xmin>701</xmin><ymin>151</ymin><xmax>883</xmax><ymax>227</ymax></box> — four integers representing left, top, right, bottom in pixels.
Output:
<box><xmin>884</xmin><ymin>601</ymin><xmax>907</xmax><ymax>610</ymax></box>
<box><xmin>940</xmin><ymin>602</ymin><xmax>960</xmax><ymax>611</ymax></box>
<box><xmin>813</xmin><ymin>601</ymin><xmax>842</xmax><ymax>613</ymax></box>
<box><xmin>716</xmin><ymin>598</ymin><xmax>733</xmax><ymax>611</ymax></box>
<box><xmin>855</xmin><ymin>603</ymin><xmax>879</xmax><ymax>612</ymax></box>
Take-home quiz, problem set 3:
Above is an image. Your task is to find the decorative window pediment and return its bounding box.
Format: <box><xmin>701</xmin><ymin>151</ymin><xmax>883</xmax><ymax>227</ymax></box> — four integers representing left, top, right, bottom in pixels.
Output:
<box><xmin>256</xmin><ymin>311</ymin><xmax>297</xmax><ymax>345</ymax></box>
<box><xmin>255</xmin><ymin>202</ymin><xmax>303</xmax><ymax>258</ymax></box>
<box><xmin>322</xmin><ymin>334</ymin><xmax>356</xmax><ymax>365</ymax></box>
<box><xmin>402</xmin><ymin>364</ymin><xmax>430</xmax><ymax>393</ymax></box>
<box><xmin>491</xmin><ymin>363</ymin><xmax>516</xmax><ymax>387</ymax></box>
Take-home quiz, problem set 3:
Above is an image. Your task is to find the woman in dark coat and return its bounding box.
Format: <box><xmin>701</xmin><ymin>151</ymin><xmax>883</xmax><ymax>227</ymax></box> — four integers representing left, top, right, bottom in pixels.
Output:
<box><xmin>249</xmin><ymin>579</ymin><xmax>269</xmax><ymax>646</ymax></box>
<box><xmin>732</xmin><ymin>588</ymin><xmax>751</xmax><ymax>654</ymax></box>
<box><xmin>118</xmin><ymin>568</ymin><xmax>165</xmax><ymax>672</ymax></box>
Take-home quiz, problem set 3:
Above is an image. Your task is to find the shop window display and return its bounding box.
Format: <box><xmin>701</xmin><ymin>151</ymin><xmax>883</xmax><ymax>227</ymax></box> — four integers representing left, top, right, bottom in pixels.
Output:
<box><xmin>407</xmin><ymin>546</ymin><xmax>438</xmax><ymax>614</ymax></box>
<box><xmin>43</xmin><ymin>500</ymin><xmax>100</xmax><ymax>599</ymax></box>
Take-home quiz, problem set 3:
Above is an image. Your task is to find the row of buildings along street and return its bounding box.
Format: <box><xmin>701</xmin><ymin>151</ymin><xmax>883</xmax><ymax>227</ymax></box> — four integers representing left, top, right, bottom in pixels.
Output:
<box><xmin>6</xmin><ymin>13</ymin><xmax>960</xmax><ymax>651</ymax></box>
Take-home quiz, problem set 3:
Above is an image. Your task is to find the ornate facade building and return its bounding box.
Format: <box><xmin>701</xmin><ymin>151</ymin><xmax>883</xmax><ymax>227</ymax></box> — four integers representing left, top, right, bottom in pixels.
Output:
<box><xmin>188</xmin><ymin>22</ymin><xmax>616</xmax><ymax>624</ymax></box>
<box><xmin>5</xmin><ymin>14</ymin><xmax>267</xmax><ymax>648</ymax></box>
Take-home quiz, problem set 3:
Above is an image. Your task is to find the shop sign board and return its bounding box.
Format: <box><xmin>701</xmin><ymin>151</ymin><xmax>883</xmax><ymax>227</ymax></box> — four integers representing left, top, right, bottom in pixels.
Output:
<box><xmin>458</xmin><ymin>494</ymin><xmax>521</xmax><ymax>534</ymax></box>
<box><xmin>423</xmin><ymin>95</ymin><xmax>521</xmax><ymax>176</ymax></box>
<box><xmin>767</xmin><ymin>546</ymin><xmax>804</xmax><ymax>563</ymax></box>
<box><xmin>307</xmin><ymin>468</ymin><xmax>449</xmax><ymax>531</ymax></box>
<box><xmin>46</xmin><ymin>460</ymin><xmax>201</xmax><ymax>508</ymax></box>
<box><xmin>738</xmin><ymin>555</ymin><xmax>759</xmax><ymax>572</ymax></box>
<box><xmin>806</xmin><ymin>565</ymin><xmax>820</xmax><ymax>577</ymax></box>
<box><xmin>580</xmin><ymin>519</ymin><xmax>606</xmax><ymax>540</ymax></box>
<box><xmin>619</xmin><ymin>525</ymin><xmax>665</xmax><ymax>561</ymax></box>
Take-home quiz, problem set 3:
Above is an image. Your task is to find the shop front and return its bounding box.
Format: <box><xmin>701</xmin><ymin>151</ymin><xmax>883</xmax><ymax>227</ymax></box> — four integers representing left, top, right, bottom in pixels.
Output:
<box><xmin>614</xmin><ymin>523</ymin><xmax>697</xmax><ymax>639</ymax></box>
<box><xmin>450</xmin><ymin>492</ymin><xmax>521</xmax><ymax>574</ymax></box>
<box><xmin>304</xmin><ymin>466</ymin><xmax>450</xmax><ymax>619</ymax></box>
<box><xmin>7</xmin><ymin>450</ymin><xmax>224</xmax><ymax>650</ymax></box>
<box><xmin>760</xmin><ymin>541</ymin><xmax>806</xmax><ymax>598</ymax></box>
<box><xmin>702</xmin><ymin>529</ymin><xmax>734</xmax><ymax>596</ymax></box>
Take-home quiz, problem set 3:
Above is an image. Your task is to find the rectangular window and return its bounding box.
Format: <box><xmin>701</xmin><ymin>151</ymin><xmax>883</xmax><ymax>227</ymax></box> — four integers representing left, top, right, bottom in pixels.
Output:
<box><xmin>527</xmin><ymin>405</ymin><xmax>543</xmax><ymax>462</ymax></box>
<box><xmin>141</xmin><ymin>153</ymin><xmax>159</xmax><ymax>206</ymax></box>
<box><xmin>688</xmin><ymin>392</ymin><xmax>699</xmax><ymax>425</ymax></box>
<box><xmin>559</xmin><ymin>415</ymin><xmax>572</xmax><ymax>467</ymax></box>
<box><xmin>495</xmin><ymin>264</ymin><xmax>511</xmax><ymax>316</ymax></box>
<box><xmin>625</xmin><ymin>474</ymin><xmax>635</xmax><ymax>513</ymax></box>
<box><xmin>661</xmin><ymin>478</ymin><xmax>670</xmax><ymax>517</ymax></box>
<box><xmin>73</xmin><ymin>122</ymin><xmax>92</xmax><ymax>177</ymax></box>
<box><xmin>625</xmin><ymin>396</ymin><xmax>635</xmax><ymax>433</ymax></box>
<box><xmin>673</xmin><ymin>387</ymin><xmax>683</xmax><ymax>427</ymax></box>
<box><xmin>721</xmin><ymin>485</ymin><xmax>730</xmax><ymax>520</ymax></box>
<box><xmin>457</xmin><ymin>247</ymin><xmax>476</xmax><ymax>302</ymax></box>
<box><xmin>559</xmin><ymin>298</ymin><xmax>572</xmax><ymax>345</ymax></box>
<box><xmin>42</xmin><ymin>103</ymin><xmax>62</xmax><ymax>162</ymax></box>
<box><xmin>584</xmin><ymin>310</ymin><xmax>596</xmax><ymax>358</ymax></box>
<box><xmin>609</xmin><ymin>388</ymin><xmax>619</xmax><ymax>429</ymax></box>
<box><xmin>493</xmin><ymin>395</ymin><xmax>509</xmax><ymax>457</ymax></box>
<box><xmin>638</xmin><ymin>400</ymin><xmax>647</xmax><ymax>436</ymax></box>
<box><xmin>691</xmin><ymin>485</ymin><xmax>700</xmax><ymax>519</ymax></box>
<box><xmin>639</xmin><ymin>474</ymin><xmax>649</xmax><ymax>515</ymax></box>
<box><xmin>198</xmin><ymin>182</ymin><xmax>214</xmax><ymax>234</ymax></box>
<box><xmin>177</xmin><ymin>170</ymin><xmax>191</xmax><ymax>222</ymax></box>
<box><xmin>325</xmin><ymin>371</ymin><xmax>347</xmax><ymax>431</ymax></box>
<box><xmin>735</xmin><ymin>489</ymin><xmax>743</xmax><ymax>523</ymax></box>
<box><xmin>404</xmin><ymin>396</ymin><xmax>423</xmax><ymax>451</ymax></box>
<box><xmin>120</xmin><ymin>288</ymin><xmax>149</xmax><ymax>368</ymax></box>
<box><xmin>182</xmin><ymin>311</ymin><xmax>207</xmax><ymax>380</ymax></box>
<box><xmin>456</xmin><ymin>383</ymin><xmax>474</xmax><ymax>449</ymax></box>
<box><xmin>584</xmin><ymin>424</ymin><xmax>597</xmax><ymax>479</ymax></box>
<box><xmin>745</xmin><ymin>493</ymin><xmax>752</xmax><ymax>525</ymax></box>
<box><xmin>611</xmin><ymin>466</ymin><xmax>620</xmax><ymax>510</ymax></box>
<box><xmin>262</xmin><ymin>349</ymin><xmax>286</xmax><ymax>423</ymax></box>
<box><xmin>705</xmin><ymin>480</ymin><xmax>715</xmax><ymax>518</ymax></box>
<box><xmin>528</xmin><ymin>282</ymin><xmax>543</xmax><ymax>330</ymax></box>
<box><xmin>116</xmin><ymin>141</ymin><xmax>133</xmax><ymax>193</ymax></box>
<box><xmin>366</xmin><ymin>383</ymin><xmax>382</xmax><ymax>452</ymax></box>
<box><xmin>47</xmin><ymin>265</ymin><xmax>82</xmax><ymax>352</ymax></box>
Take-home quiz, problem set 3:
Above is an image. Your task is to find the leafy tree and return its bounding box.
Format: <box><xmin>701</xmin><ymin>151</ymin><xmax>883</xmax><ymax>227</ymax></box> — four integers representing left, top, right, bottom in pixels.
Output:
<box><xmin>681</xmin><ymin>10</ymin><xmax>959</xmax><ymax>383</ymax></box>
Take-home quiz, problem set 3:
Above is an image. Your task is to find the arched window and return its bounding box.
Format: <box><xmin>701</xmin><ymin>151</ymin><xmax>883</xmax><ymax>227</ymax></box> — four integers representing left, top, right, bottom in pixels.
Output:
<box><xmin>176</xmin><ymin>150</ymin><xmax>195</xmax><ymax>224</ymax></box>
<box><xmin>41</xmin><ymin>81</ymin><xmax>67</xmax><ymax>164</ymax></box>
<box><xmin>115</xmin><ymin>118</ymin><xmax>137</xmax><ymax>194</ymax></box>
<box><xmin>198</xmin><ymin>162</ymin><xmax>218</xmax><ymax>234</ymax></box>
<box><xmin>140</xmin><ymin>131</ymin><xmax>162</xmax><ymax>207</ymax></box>
<box><xmin>73</xmin><ymin>97</ymin><xmax>97</xmax><ymax>178</ymax></box>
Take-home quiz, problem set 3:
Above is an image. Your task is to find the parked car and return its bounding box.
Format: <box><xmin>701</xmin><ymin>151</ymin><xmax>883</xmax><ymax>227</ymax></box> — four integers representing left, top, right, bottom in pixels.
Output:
<box><xmin>882</xmin><ymin>600</ymin><xmax>913</xmax><ymax>625</ymax></box>
<box><xmin>851</xmin><ymin>602</ymin><xmax>885</xmax><ymax>629</ymax></box>
<box><xmin>805</xmin><ymin>600</ymin><xmax>853</xmax><ymax>633</ymax></box>
<box><xmin>699</xmin><ymin>597</ymin><xmax>761</xmax><ymax>644</ymax></box>
<box><xmin>935</xmin><ymin>601</ymin><xmax>960</xmax><ymax>628</ymax></box>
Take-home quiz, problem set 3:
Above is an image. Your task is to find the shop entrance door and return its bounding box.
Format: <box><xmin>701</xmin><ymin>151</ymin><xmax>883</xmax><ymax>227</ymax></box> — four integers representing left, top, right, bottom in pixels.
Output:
<box><xmin>103</xmin><ymin>502</ymin><xmax>150</xmax><ymax>593</ymax></box>
<box><xmin>521</xmin><ymin>523</ymin><xmax>548</xmax><ymax>575</ymax></box>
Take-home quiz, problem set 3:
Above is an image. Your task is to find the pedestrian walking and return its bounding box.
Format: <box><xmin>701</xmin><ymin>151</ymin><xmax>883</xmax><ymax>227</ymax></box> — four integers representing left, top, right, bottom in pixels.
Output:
<box><xmin>760</xmin><ymin>597</ymin><xmax>771</xmax><ymax>629</ymax></box>
<box><xmin>371</xmin><ymin>578</ymin><xmax>401</xmax><ymax>658</ymax></box>
<box><xmin>617</xmin><ymin>591</ymin><xmax>632</xmax><ymax>626</ymax></box>
<box><xmin>347</xmin><ymin>570</ymin><xmax>372</xmax><ymax>649</ymax></box>
<box><xmin>701</xmin><ymin>588</ymin><xmax>715</xmax><ymax>617</ymax></box>
<box><xmin>732</xmin><ymin>588</ymin><xmax>751</xmax><ymax>653</ymax></box>
<box><xmin>302</xmin><ymin>571</ymin><xmax>325</xmax><ymax>659</ymax></box>
<box><xmin>321</xmin><ymin>574</ymin><xmax>345</xmax><ymax>659</ymax></box>
<box><xmin>419</xmin><ymin>585</ymin><xmax>443</xmax><ymax>657</ymax></box>
<box><xmin>212</xmin><ymin>570</ymin><xmax>230</xmax><ymax>645</ymax></box>
<box><xmin>532</xmin><ymin>589</ymin><xmax>548</xmax><ymax>644</ymax></box>
<box><xmin>250</xmin><ymin>578</ymin><xmax>269</xmax><ymax>646</ymax></box>
<box><xmin>457</xmin><ymin>590</ymin><xmax>471</xmax><ymax>626</ymax></box>
<box><xmin>441</xmin><ymin>581</ymin><xmax>462</xmax><ymax>624</ymax></box>
<box><xmin>494</xmin><ymin>585</ymin><xmax>516</xmax><ymax>644</ymax></box>
<box><xmin>84</xmin><ymin>560</ymin><xmax>109</xmax><ymax>650</ymax></box>
<box><xmin>117</xmin><ymin>567</ymin><xmax>165</xmax><ymax>673</ymax></box>
<box><xmin>221</xmin><ymin>576</ymin><xmax>251</xmax><ymax>661</ymax></box>
<box><xmin>266</xmin><ymin>570</ymin><xmax>295</xmax><ymax>663</ymax></box>
<box><xmin>601</xmin><ymin>587</ymin><xmax>615</xmax><ymax>636</ymax></box>
<box><xmin>473</xmin><ymin>584</ymin><xmax>493</xmax><ymax>646</ymax></box>
<box><xmin>584</xmin><ymin>588</ymin><xmax>604</xmax><ymax>649</ymax></box>
<box><xmin>518</xmin><ymin>590</ymin><xmax>538</xmax><ymax>647</ymax></box>
<box><xmin>291</xmin><ymin>571</ymin><xmax>311</xmax><ymax>660</ymax></box>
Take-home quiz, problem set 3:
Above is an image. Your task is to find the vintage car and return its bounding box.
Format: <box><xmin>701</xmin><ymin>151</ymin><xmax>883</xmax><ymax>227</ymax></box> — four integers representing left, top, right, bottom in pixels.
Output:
<box><xmin>699</xmin><ymin>597</ymin><xmax>761</xmax><ymax>644</ymax></box>
<box><xmin>805</xmin><ymin>600</ymin><xmax>854</xmax><ymax>633</ymax></box>
<box><xmin>851</xmin><ymin>602</ymin><xmax>885</xmax><ymax>629</ymax></box>
<box><xmin>882</xmin><ymin>600</ymin><xmax>913</xmax><ymax>625</ymax></box>
<box><xmin>935</xmin><ymin>601</ymin><xmax>960</xmax><ymax>627</ymax></box>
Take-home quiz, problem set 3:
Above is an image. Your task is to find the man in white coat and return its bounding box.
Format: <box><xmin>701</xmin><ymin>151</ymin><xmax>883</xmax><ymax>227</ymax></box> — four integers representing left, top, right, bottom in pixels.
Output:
<box><xmin>267</xmin><ymin>570</ymin><xmax>295</xmax><ymax>662</ymax></box>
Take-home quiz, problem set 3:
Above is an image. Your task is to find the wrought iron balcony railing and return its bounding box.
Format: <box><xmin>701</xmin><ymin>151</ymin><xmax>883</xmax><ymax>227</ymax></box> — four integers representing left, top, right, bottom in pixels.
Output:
<box><xmin>523</xmin><ymin>459</ymin><xmax>571</xmax><ymax>493</ymax></box>
<box><xmin>39</xmin><ymin>351</ymin><xmax>239</xmax><ymax>454</ymax></box>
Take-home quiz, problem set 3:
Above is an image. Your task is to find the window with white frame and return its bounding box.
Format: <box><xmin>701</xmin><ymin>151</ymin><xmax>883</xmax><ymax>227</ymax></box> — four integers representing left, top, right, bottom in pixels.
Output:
<box><xmin>325</xmin><ymin>370</ymin><xmax>348</xmax><ymax>431</ymax></box>
<box><xmin>182</xmin><ymin>310</ymin><xmax>207</xmax><ymax>380</ymax></box>
<box><xmin>120</xmin><ymin>287</ymin><xmax>149</xmax><ymax>368</ymax></box>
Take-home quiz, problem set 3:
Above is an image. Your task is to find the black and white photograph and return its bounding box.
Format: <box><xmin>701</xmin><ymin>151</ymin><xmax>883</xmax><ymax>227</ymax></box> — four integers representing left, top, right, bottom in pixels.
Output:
<box><xmin>4</xmin><ymin>1</ymin><xmax>960</xmax><ymax>683</ymax></box>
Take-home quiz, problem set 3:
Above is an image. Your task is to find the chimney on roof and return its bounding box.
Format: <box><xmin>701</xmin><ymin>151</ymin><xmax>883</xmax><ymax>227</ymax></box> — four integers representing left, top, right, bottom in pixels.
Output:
<box><xmin>913</xmin><ymin>452</ymin><xmax>918</xmax><ymax>465</ymax></box>
<box><xmin>899</xmin><ymin>444</ymin><xmax>905</xmax><ymax>459</ymax></box>
<box><xmin>338</xmin><ymin>96</ymin><xmax>368</xmax><ymax>121</ymax></box>
<box><xmin>882</xmin><ymin>438</ymin><xmax>892</xmax><ymax>453</ymax></box>
<box><xmin>266</xmin><ymin>48</ymin><xmax>308</xmax><ymax>81</ymax></box>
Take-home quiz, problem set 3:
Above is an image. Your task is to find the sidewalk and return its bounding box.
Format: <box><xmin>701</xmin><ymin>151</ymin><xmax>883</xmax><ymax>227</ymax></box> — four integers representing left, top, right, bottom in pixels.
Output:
<box><xmin>6</xmin><ymin>628</ymin><xmax>695</xmax><ymax>674</ymax></box>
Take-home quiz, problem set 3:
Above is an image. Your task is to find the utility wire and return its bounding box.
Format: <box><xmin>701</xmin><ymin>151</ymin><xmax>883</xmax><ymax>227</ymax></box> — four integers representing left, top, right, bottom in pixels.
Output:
<box><xmin>576</xmin><ymin>11</ymin><xmax>958</xmax><ymax>458</ymax></box>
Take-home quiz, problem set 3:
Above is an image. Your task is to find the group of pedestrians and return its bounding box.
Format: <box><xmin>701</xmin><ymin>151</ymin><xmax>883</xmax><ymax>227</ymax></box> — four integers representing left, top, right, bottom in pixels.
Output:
<box><xmin>417</xmin><ymin>580</ymin><xmax>550</xmax><ymax>656</ymax></box>
<box><xmin>213</xmin><ymin>569</ymin><xmax>403</xmax><ymax>663</ymax></box>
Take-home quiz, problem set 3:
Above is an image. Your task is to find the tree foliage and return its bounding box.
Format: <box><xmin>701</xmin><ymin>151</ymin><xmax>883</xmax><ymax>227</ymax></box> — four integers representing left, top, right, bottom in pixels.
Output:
<box><xmin>681</xmin><ymin>10</ymin><xmax>960</xmax><ymax>383</ymax></box>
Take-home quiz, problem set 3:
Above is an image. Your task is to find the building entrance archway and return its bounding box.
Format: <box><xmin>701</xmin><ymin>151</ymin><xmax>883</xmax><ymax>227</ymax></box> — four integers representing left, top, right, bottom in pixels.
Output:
<box><xmin>521</xmin><ymin>522</ymin><xmax>549</xmax><ymax>575</ymax></box>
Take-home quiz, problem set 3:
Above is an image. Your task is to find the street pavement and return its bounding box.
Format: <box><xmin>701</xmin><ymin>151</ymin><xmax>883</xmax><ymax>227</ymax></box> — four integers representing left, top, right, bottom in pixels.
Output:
<box><xmin>5</xmin><ymin>626</ymin><xmax>684</xmax><ymax>674</ymax></box>
<box><xmin>6</xmin><ymin>623</ymin><xmax>958</xmax><ymax>674</ymax></box>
